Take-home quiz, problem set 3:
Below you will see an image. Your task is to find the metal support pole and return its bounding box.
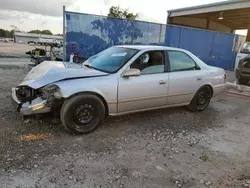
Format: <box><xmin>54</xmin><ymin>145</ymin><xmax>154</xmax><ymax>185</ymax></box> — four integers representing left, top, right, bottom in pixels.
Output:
<box><xmin>206</xmin><ymin>20</ymin><xmax>210</xmax><ymax>29</ymax></box>
<box><xmin>246</xmin><ymin>24</ymin><xmax>250</xmax><ymax>42</ymax></box>
<box><xmin>63</xmin><ymin>5</ymin><xmax>66</xmax><ymax>61</ymax></box>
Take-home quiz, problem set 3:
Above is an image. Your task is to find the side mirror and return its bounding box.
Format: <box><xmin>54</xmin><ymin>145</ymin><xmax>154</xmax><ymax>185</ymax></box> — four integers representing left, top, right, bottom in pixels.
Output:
<box><xmin>123</xmin><ymin>68</ymin><xmax>140</xmax><ymax>77</ymax></box>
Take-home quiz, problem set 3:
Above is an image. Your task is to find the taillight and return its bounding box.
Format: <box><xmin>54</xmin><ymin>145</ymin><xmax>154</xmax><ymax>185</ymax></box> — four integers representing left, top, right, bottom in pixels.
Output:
<box><xmin>224</xmin><ymin>73</ymin><xmax>227</xmax><ymax>80</ymax></box>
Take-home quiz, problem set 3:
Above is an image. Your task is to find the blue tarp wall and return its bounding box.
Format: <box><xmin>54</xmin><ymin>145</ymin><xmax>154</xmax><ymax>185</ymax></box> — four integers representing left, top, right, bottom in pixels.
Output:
<box><xmin>65</xmin><ymin>11</ymin><xmax>245</xmax><ymax>70</ymax></box>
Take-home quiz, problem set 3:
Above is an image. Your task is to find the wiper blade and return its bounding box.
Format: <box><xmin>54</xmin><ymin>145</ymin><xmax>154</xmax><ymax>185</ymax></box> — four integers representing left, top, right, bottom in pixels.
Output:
<box><xmin>84</xmin><ymin>63</ymin><xmax>101</xmax><ymax>71</ymax></box>
<box><xmin>83</xmin><ymin>63</ymin><xmax>109</xmax><ymax>73</ymax></box>
<box><xmin>84</xmin><ymin>63</ymin><xmax>94</xmax><ymax>69</ymax></box>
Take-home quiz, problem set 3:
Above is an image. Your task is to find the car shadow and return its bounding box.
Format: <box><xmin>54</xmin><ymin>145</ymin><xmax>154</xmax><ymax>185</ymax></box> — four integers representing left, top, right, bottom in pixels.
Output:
<box><xmin>103</xmin><ymin>106</ymin><xmax>220</xmax><ymax>136</ymax></box>
<box><xmin>2</xmin><ymin>96</ymin><xmax>220</xmax><ymax>138</ymax></box>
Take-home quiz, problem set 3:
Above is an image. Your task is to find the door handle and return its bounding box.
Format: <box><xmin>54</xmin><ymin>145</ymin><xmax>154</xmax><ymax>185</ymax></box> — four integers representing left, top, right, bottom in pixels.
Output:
<box><xmin>159</xmin><ymin>80</ymin><xmax>166</xmax><ymax>85</ymax></box>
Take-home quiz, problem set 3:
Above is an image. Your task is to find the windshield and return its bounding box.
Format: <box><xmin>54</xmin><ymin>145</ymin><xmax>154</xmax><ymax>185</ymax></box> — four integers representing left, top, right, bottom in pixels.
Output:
<box><xmin>240</xmin><ymin>42</ymin><xmax>250</xmax><ymax>54</ymax></box>
<box><xmin>85</xmin><ymin>47</ymin><xmax>138</xmax><ymax>73</ymax></box>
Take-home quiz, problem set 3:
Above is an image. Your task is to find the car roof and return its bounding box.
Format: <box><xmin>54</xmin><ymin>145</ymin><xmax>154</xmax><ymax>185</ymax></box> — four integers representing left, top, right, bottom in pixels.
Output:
<box><xmin>116</xmin><ymin>45</ymin><xmax>185</xmax><ymax>51</ymax></box>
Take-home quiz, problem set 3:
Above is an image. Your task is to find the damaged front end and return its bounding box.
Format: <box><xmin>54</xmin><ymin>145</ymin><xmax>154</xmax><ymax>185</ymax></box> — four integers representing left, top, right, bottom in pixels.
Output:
<box><xmin>11</xmin><ymin>60</ymin><xmax>109</xmax><ymax>116</ymax></box>
<box><xmin>12</xmin><ymin>85</ymin><xmax>63</xmax><ymax>116</ymax></box>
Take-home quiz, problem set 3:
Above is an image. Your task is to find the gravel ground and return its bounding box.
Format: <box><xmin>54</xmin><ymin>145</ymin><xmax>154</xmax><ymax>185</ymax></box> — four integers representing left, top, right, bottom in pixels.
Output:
<box><xmin>0</xmin><ymin>67</ymin><xmax>250</xmax><ymax>188</ymax></box>
<box><xmin>0</xmin><ymin>42</ymin><xmax>44</xmax><ymax>53</ymax></box>
<box><xmin>0</xmin><ymin>42</ymin><xmax>45</xmax><ymax>58</ymax></box>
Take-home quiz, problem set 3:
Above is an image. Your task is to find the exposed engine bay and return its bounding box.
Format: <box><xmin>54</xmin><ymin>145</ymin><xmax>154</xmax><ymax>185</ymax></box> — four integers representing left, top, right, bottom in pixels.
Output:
<box><xmin>15</xmin><ymin>86</ymin><xmax>38</xmax><ymax>103</ymax></box>
<box><xmin>13</xmin><ymin>85</ymin><xmax>63</xmax><ymax>115</ymax></box>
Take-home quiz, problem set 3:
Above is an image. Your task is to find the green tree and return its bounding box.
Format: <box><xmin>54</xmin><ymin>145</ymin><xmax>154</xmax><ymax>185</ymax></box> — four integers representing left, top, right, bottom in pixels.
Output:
<box><xmin>28</xmin><ymin>29</ymin><xmax>53</xmax><ymax>35</ymax></box>
<box><xmin>108</xmin><ymin>6</ymin><xmax>138</xmax><ymax>20</ymax></box>
<box><xmin>0</xmin><ymin>29</ymin><xmax>7</xmax><ymax>37</ymax></box>
<box><xmin>41</xmin><ymin>30</ymin><xmax>53</xmax><ymax>35</ymax></box>
<box><xmin>29</xmin><ymin>30</ymin><xmax>42</xmax><ymax>34</ymax></box>
<box><xmin>0</xmin><ymin>29</ymin><xmax>12</xmax><ymax>38</ymax></box>
<box><xmin>9</xmin><ymin>30</ymin><xmax>15</xmax><ymax>38</ymax></box>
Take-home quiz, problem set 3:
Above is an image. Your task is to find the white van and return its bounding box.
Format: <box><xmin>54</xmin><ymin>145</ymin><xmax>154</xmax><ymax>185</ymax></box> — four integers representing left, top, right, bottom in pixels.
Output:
<box><xmin>235</xmin><ymin>42</ymin><xmax>250</xmax><ymax>70</ymax></box>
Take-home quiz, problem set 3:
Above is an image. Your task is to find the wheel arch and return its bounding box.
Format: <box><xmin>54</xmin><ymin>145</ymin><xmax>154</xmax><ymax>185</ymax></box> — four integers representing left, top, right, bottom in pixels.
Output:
<box><xmin>200</xmin><ymin>84</ymin><xmax>214</xmax><ymax>97</ymax></box>
<box><xmin>188</xmin><ymin>84</ymin><xmax>214</xmax><ymax>112</ymax></box>
<box><xmin>66</xmin><ymin>91</ymin><xmax>109</xmax><ymax>116</ymax></box>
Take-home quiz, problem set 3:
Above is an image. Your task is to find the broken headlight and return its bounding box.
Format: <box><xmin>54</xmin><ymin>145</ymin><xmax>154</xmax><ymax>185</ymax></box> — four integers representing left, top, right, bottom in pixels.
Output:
<box><xmin>40</xmin><ymin>85</ymin><xmax>62</xmax><ymax>100</ymax></box>
<box><xmin>16</xmin><ymin>86</ymin><xmax>36</xmax><ymax>103</ymax></box>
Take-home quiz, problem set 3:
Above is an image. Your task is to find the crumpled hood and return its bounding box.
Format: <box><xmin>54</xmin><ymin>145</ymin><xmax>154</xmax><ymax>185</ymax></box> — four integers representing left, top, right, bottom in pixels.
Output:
<box><xmin>19</xmin><ymin>61</ymin><xmax>109</xmax><ymax>89</ymax></box>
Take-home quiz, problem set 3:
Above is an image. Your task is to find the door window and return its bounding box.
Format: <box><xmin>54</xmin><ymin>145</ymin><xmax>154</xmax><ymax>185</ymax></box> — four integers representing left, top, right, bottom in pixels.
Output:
<box><xmin>130</xmin><ymin>51</ymin><xmax>165</xmax><ymax>74</ymax></box>
<box><xmin>168</xmin><ymin>51</ymin><xmax>199</xmax><ymax>72</ymax></box>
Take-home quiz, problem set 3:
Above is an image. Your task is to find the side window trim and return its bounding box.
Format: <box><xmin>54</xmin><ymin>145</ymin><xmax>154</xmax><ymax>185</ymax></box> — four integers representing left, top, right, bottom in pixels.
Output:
<box><xmin>164</xmin><ymin>50</ymin><xmax>170</xmax><ymax>72</ymax></box>
<box><xmin>130</xmin><ymin>50</ymin><xmax>167</xmax><ymax>75</ymax></box>
<box><xmin>166</xmin><ymin>50</ymin><xmax>201</xmax><ymax>72</ymax></box>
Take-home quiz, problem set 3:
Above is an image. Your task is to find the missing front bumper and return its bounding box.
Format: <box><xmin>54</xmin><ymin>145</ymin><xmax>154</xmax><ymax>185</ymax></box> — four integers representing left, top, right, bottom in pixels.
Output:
<box><xmin>11</xmin><ymin>87</ymin><xmax>51</xmax><ymax>115</ymax></box>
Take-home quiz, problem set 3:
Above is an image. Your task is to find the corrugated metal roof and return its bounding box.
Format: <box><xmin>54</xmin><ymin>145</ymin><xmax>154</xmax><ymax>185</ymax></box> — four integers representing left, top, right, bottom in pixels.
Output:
<box><xmin>168</xmin><ymin>0</ymin><xmax>249</xmax><ymax>13</ymax></box>
<box><xmin>14</xmin><ymin>32</ymin><xmax>63</xmax><ymax>40</ymax></box>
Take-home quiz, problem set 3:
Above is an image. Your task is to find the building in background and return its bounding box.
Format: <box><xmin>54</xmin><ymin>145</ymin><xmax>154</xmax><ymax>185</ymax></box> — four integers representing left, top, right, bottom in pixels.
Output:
<box><xmin>167</xmin><ymin>0</ymin><xmax>250</xmax><ymax>41</ymax></box>
<box><xmin>14</xmin><ymin>32</ymin><xmax>63</xmax><ymax>44</ymax></box>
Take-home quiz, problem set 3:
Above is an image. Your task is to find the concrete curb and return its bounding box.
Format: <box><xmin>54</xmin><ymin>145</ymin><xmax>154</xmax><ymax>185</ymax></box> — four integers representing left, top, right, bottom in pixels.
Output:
<box><xmin>226</xmin><ymin>82</ymin><xmax>250</xmax><ymax>97</ymax></box>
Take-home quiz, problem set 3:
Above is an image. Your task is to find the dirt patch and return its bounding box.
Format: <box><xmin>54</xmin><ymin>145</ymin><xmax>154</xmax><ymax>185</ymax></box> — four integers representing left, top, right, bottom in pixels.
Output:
<box><xmin>0</xmin><ymin>67</ymin><xmax>250</xmax><ymax>188</ymax></box>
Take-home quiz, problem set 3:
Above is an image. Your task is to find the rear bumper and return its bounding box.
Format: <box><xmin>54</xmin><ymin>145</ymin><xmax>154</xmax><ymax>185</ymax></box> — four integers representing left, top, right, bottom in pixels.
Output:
<box><xmin>213</xmin><ymin>83</ymin><xmax>228</xmax><ymax>96</ymax></box>
<box><xmin>11</xmin><ymin>87</ymin><xmax>51</xmax><ymax>115</ymax></box>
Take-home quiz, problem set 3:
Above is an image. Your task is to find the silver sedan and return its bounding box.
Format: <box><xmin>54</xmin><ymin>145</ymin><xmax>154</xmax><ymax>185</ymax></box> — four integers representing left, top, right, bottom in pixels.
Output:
<box><xmin>12</xmin><ymin>45</ymin><xmax>227</xmax><ymax>134</ymax></box>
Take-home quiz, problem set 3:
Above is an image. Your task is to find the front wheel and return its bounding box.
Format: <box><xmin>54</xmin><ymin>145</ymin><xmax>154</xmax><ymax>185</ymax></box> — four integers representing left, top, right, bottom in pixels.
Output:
<box><xmin>60</xmin><ymin>94</ymin><xmax>105</xmax><ymax>134</ymax></box>
<box><xmin>188</xmin><ymin>86</ymin><xmax>212</xmax><ymax>112</ymax></box>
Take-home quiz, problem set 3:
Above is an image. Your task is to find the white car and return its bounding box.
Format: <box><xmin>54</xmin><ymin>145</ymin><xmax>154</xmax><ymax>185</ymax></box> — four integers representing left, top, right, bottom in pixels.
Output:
<box><xmin>2</xmin><ymin>38</ymin><xmax>8</xmax><ymax>42</ymax></box>
<box><xmin>235</xmin><ymin>42</ymin><xmax>250</xmax><ymax>70</ymax></box>
<box><xmin>12</xmin><ymin>45</ymin><xmax>227</xmax><ymax>134</ymax></box>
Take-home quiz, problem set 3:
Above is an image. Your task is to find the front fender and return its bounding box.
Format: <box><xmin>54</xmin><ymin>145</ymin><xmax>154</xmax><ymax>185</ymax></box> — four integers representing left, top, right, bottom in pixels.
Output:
<box><xmin>53</xmin><ymin>77</ymin><xmax>118</xmax><ymax>115</ymax></box>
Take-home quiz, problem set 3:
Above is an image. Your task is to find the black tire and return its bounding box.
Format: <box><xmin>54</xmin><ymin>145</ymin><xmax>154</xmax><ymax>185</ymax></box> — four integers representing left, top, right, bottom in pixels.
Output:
<box><xmin>60</xmin><ymin>94</ymin><xmax>105</xmax><ymax>134</ymax></box>
<box><xmin>238</xmin><ymin>77</ymin><xmax>249</xmax><ymax>85</ymax></box>
<box><xmin>188</xmin><ymin>86</ymin><xmax>212</xmax><ymax>112</ymax></box>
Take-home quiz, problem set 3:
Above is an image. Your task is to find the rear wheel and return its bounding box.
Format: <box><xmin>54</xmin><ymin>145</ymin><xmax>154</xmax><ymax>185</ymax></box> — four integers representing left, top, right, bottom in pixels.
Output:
<box><xmin>60</xmin><ymin>94</ymin><xmax>105</xmax><ymax>134</ymax></box>
<box><xmin>188</xmin><ymin>86</ymin><xmax>212</xmax><ymax>112</ymax></box>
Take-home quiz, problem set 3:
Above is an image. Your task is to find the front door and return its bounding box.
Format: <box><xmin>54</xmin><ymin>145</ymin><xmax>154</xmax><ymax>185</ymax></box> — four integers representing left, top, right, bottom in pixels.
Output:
<box><xmin>118</xmin><ymin>51</ymin><xmax>169</xmax><ymax>113</ymax></box>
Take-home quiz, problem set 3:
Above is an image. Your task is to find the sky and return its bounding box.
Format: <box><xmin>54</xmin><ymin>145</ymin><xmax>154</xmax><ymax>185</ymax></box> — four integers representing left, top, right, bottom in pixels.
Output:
<box><xmin>0</xmin><ymin>0</ymin><xmax>247</xmax><ymax>35</ymax></box>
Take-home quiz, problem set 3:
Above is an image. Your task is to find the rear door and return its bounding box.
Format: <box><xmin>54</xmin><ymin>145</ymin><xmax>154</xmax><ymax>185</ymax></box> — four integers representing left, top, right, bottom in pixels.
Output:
<box><xmin>167</xmin><ymin>50</ymin><xmax>204</xmax><ymax>105</ymax></box>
